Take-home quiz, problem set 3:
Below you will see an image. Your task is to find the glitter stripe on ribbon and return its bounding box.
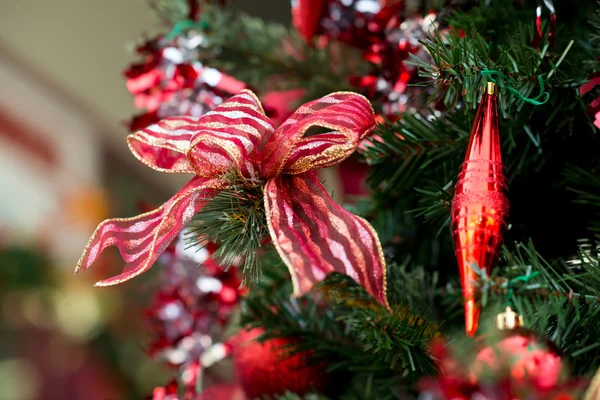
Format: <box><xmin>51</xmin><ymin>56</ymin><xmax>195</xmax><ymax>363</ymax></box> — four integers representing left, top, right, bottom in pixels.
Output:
<box><xmin>281</xmin><ymin>132</ymin><xmax>356</xmax><ymax>174</ymax></box>
<box><xmin>128</xmin><ymin>117</ymin><xmax>199</xmax><ymax>174</ymax></box>
<box><xmin>186</xmin><ymin>91</ymin><xmax>275</xmax><ymax>178</ymax></box>
<box><xmin>262</xmin><ymin>92</ymin><xmax>375</xmax><ymax>179</ymax></box>
<box><xmin>75</xmin><ymin>176</ymin><xmax>221</xmax><ymax>286</ymax></box>
<box><xmin>128</xmin><ymin>91</ymin><xmax>274</xmax><ymax>176</ymax></box>
<box><xmin>264</xmin><ymin>172</ymin><xmax>389</xmax><ymax>309</ymax></box>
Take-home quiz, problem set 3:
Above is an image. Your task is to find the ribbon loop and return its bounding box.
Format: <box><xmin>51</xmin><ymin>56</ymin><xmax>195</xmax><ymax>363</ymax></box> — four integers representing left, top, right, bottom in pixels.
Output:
<box><xmin>186</xmin><ymin>90</ymin><xmax>275</xmax><ymax>178</ymax></box>
<box><xmin>128</xmin><ymin>116</ymin><xmax>200</xmax><ymax>174</ymax></box>
<box><xmin>128</xmin><ymin>90</ymin><xmax>274</xmax><ymax>178</ymax></box>
<box><xmin>262</xmin><ymin>92</ymin><xmax>376</xmax><ymax>179</ymax></box>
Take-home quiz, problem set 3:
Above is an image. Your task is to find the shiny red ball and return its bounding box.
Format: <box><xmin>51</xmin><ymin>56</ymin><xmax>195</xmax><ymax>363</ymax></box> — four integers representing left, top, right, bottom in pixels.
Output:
<box><xmin>474</xmin><ymin>328</ymin><xmax>563</xmax><ymax>390</ymax></box>
<box><xmin>231</xmin><ymin>328</ymin><xmax>328</xmax><ymax>399</ymax></box>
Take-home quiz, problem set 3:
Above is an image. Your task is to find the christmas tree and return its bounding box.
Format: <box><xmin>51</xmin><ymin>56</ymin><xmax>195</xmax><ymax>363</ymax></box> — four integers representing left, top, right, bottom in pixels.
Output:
<box><xmin>75</xmin><ymin>0</ymin><xmax>600</xmax><ymax>398</ymax></box>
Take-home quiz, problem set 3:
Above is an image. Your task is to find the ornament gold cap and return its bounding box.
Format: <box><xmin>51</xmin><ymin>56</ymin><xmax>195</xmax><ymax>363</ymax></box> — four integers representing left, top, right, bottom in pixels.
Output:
<box><xmin>584</xmin><ymin>367</ymin><xmax>600</xmax><ymax>400</ymax></box>
<box><xmin>487</xmin><ymin>82</ymin><xmax>496</xmax><ymax>95</ymax></box>
<box><xmin>496</xmin><ymin>306</ymin><xmax>524</xmax><ymax>330</ymax></box>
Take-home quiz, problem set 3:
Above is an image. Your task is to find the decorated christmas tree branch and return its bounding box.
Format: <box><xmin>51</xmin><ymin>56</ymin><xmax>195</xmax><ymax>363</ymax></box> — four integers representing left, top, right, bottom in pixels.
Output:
<box><xmin>361</xmin><ymin>111</ymin><xmax>470</xmax><ymax>197</ymax></box>
<box><xmin>204</xmin><ymin>7</ymin><xmax>365</xmax><ymax>98</ymax></box>
<box><xmin>185</xmin><ymin>170</ymin><xmax>269</xmax><ymax>286</ymax></box>
<box><xmin>408</xmin><ymin>25</ymin><xmax>559</xmax><ymax>115</ymax></box>
<box><xmin>148</xmin><ymin>1</ymin><xmax>367</xmax><ymax>102</ymax></box>
<box><xmin>241</xmin><ymin>263</ymin><xmax>437</xmax><ymax>398</ymax></box>
<box><xmin>445</xmin><ymin>0</ymin><xmax>535</xmax><ymax>41</ymax></box>
<box><xmin>475</xmin><ymin>240</ymin><xmax>600</xmax><ymax>374</ymax></box>
<box><xmin>565</xmin><ymin>165</ymin><xmax>600</xmax><ymax>233</ymax></box>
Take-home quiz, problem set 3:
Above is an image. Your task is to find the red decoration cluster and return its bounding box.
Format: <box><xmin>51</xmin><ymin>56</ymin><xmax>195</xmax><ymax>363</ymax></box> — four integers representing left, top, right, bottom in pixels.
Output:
<box><xmin>146</xmin><ymin>239</ymin><xmax>241</xmax><ymax>368</ymax></box>
<box><xmin>144</xmin><ymin>238</ymin><xmax>241</xmax><ymax>400</ymax></box>
<box><xmin>474</xmin><ymin>330</ymin><xmax>563</xmax><ymax>390</ymax></box>
<box><xmin>421</xmin><ymin>335</ymin><xmax>586</xmax><ymax>400</ymax></box>
<box><xmin>292</xmin><ymin>0</ymin><xmax>438</xmax><ymax>117</ymax></box>
<box><xmin>151</xmin><ymin>380</ymin><xmax>244</xmax><ymax>400</ymax></box>
<box><xmin>150</xmin><ymin>326</ymin><xmax>328</xmax><ymax>400</ymax></box>
<box><xmin>124</xmin><ymin>34</ymin><xmax>245</xmax><ymax>131</ymax></box>
<box><xmin>231</xmin><ymin>328</ymin><xmax>329</xmax><ymax>399</ymax></box>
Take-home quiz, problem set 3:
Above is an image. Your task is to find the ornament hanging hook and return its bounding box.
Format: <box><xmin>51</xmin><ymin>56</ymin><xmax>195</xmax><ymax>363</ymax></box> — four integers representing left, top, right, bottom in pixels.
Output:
<box><xmin>481</xmin><ymin>69</ymin><xmax>550</xmax><ymax>106</ymax></box>
<box><xmin>503</xmin><ymin>271</ymin><xmax>540</xmax><ymax>310</ymax></box>
<box><xmin>165</xmin><ymin>18</ymin><xmax>210</xmax><ymax>42</ymax></box>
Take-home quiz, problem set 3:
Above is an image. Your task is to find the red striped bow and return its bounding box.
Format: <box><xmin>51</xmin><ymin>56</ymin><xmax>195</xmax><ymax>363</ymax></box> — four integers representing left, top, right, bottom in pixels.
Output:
<box><xmin>76</xmin><ymin>90</ymin><xmax>389</xmax><ymax>309</ymax></box>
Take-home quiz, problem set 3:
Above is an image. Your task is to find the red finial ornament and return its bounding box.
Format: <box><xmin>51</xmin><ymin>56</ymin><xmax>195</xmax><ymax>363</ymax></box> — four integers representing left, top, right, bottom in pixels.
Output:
<box><xmin>187</xmin><ymin>0</ymin><xmax>199</xmax><ymax>20</ymax></box>
<box><xmin>451</xmin><ymin>82</ymin><xmax>509</xmax><ymax>337</ymax></box>
<box><xmin>291</xmin><ymin>0</ymin><xmax>327</xmax><ymax>44</ymax></box>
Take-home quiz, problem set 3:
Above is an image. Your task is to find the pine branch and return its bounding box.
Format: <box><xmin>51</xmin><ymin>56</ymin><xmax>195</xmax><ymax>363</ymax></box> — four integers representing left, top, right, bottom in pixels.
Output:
<box><xmin>361</xmin><ymin>111</ymin><xmax>470</xmax><ymax>198</ymax></box>
<box><xmin>147</xmin><ymin>0</ymin><xmax>193</xmax><ymax>23</ymax></box>
<box><xmin>410</xmin><ymin>181</ymin><xmax>453</xmax><ymax>235</ymax></box>
<box><xmin>565</xmin><ymin>165</ymin><xmax>600</xmax><ymax>233</ymax></box>
<box><xmin>240</xmin><ymin>263</ymin><xmax>438</xmax><ymax>399</ymax></box>
<box><xmin>473</xmin><ymin>240</ymin><xmax>600</xmax><ymax>375</ymax></box>
<box><xmin>195</xmin><ymin>5</ymin><xmax>367</xmax><ymax>102</ymax></box>
<box><xmin>409</xmin><ymin>25</ymin><xmax>560</xmax><ymax>115</ymax></box>
<box><xmin>445</xmin><ymin>0</ymin><xmax>534</xmax><ymax>40</ymax></box>
<box><xmin>591</xmin><ymin>3</ymin><xmax>600</xmax><ymax>44</ymax></box>
<box><xmin>185</xmin><ymin>170</ymin><xmax>269</xmax><ymax>285</ymax></box>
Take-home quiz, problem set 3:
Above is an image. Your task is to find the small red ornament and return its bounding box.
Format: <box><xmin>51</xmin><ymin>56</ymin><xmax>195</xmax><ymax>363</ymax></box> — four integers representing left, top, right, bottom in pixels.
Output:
<box><xmin>291</xmin><ymin>0</ymin><xmax>327</xmax><ymax>43</ymax></box>
<box><xmin>584</xmin><ymin>367</ymin><xmax>600</xmax><ymax>400</ymax></box>
<box><xmin>421</xmin><ymin>313</ymin><xmax>583</xmax><ymax>400</ymax></box>
<box><xmin>231</xmin><ymin>328</ymin><xmax>328</xmax><ymax>399</ymax></box>
<box><xmin>451</xmin><ymin>82</ymin><xmax>510</xmax><ymax>337</ymax></box>
<box><xmin>151</xmin><ymin>379</ymin><xmax>179</xmax><ymax>400</ymax></box>
<box><xmin>474</xmin><ymin>327</ymin><xmax>564</xmax><ymax>391</ymax></box>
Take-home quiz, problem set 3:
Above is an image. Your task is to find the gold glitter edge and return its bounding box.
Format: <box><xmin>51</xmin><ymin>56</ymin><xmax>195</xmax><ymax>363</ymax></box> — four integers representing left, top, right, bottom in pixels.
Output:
<box><xmin>272</xmin><ymin>93</ymin><xmax>376</xmax><ymax>178</ymax></box>
<box><xmin>263</xmin><ymin>180</ymin><xmax>302</xmax><ymax>296</ymax></box>
<box><xmin>354</xmin><ymin>214</ymin><xmax>390</xmax><ymax>311</ymax></box>
<box><xmin>127</xmin><ymin>134</ymin><xmax>194</xmax><ymax>174</ymax></box>
<box><xmin>73</xmin><ymin>204</ymin><xmax>168</xmax><ymax>275</ymax></box>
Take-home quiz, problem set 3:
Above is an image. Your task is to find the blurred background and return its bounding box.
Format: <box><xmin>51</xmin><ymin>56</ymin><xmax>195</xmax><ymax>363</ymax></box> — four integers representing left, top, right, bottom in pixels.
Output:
<box><xmin>0</xmin><ymin>1</ymin><xmax>288</xmax><ymax>398</ymax></box>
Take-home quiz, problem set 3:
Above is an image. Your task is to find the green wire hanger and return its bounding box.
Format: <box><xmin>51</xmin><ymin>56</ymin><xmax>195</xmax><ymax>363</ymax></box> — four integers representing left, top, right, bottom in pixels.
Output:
<box><xmin>165</xmin><ymin>17</ymin><xmax>210</xmax><ymax>42</ymax></box>
<box><xmin>481</xmin><ymin>68</ymin><xmax>550</xmax><ymax>105</ymax></box>
<box><xmin>504</xmin><ymin>271</ymin><xmax>540</xmax><ymax>309</ymax></box>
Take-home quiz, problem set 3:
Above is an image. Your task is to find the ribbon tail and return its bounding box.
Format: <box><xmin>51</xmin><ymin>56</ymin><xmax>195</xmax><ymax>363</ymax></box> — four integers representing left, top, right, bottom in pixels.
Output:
<box><xmin>75</xmin><ymin>176</ymin><xmax>220</xmax><ymax>286</ymax></box>
<box><xmin>264</xmin><ymin>172</ymin><xmax>389</xmax><ymax>309</ymax></box>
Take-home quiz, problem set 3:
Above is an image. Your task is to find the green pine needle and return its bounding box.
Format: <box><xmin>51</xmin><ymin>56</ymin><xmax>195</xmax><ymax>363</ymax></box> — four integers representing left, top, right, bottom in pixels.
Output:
<box><xmin>185</xmin><ymin>170</ymin><xmax>269</xmax><ymax>286</ymax></box>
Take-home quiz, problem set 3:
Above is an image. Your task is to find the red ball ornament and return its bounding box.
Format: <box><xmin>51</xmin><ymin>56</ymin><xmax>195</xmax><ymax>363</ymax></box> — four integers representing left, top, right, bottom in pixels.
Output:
<box><xmin>451</xmin><ymin>82</ymin><xmax>510</xmax><ymax>337</ymax></box>
<box><xmin>231</xmin><ymin>328</ymin><xmax>328</xmax><ymax>399</ymax></box>
<box><xmin>474</xmin><ymin>328</ymin><xmax>563</xmax><ymax>390</ymax></box>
